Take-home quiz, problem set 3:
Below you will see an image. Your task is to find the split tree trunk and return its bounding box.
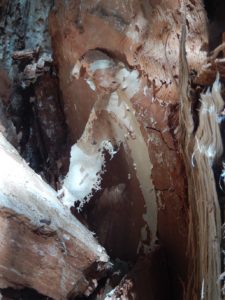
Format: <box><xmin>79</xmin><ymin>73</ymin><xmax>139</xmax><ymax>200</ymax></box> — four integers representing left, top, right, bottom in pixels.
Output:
<box><xmin>49</xmin><ymin>0</ymin><xmax>224</xmax><ymax>299</ymax></box>
<box><xmin>0</xmin><ymin>0</ymin><xmax>225</xmax><ymax>299</ymax></box>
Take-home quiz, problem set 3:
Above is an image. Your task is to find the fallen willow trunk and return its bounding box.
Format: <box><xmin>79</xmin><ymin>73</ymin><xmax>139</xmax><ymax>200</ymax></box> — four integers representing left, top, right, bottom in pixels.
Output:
<box><xmin>0</xmin><ymin>133</ymin><xmax>109</xmax><ymax>299</ymax></box>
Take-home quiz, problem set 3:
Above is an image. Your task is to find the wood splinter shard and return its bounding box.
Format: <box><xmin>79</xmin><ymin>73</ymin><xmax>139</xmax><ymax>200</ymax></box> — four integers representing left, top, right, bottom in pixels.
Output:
<box><xmin>179</xmin><ymin>7</ymin><xmax>223</xmax><ymax>297</ymax></box>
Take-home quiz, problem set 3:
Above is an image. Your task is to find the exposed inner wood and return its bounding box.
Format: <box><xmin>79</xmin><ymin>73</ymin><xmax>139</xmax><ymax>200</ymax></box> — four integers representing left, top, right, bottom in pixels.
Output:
<box><xmin>0</xmin><ymin>0</ymin><xmax>225</xmax><ymax>299</ymax></box>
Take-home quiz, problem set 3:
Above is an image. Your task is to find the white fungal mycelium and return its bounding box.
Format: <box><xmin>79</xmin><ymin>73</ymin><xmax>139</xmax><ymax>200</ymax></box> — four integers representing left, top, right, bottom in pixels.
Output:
<box><xmin>61</xmin><ymin>140</ymin><xmax>118</xmax><ymax>211</ymax></box>
<box><xmin>62</xmin><ymin>56</ymin><xmax>158</xmax><ymax>251</ymax></box>
<box><xmin>89</xmin><ymin>59</ymin><xmax>113</xmax><ymax>73</ymax></box>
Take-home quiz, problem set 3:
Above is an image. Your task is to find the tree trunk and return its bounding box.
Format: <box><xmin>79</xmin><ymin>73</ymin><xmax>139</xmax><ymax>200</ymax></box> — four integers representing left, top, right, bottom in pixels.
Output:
<box><xmin>0</xmin><ymin>0</ymin><xmax>225</xmax><ymax>299</ymax></box>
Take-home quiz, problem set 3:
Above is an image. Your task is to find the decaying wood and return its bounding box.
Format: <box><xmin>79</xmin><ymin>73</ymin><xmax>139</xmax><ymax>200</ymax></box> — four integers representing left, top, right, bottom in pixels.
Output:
<box><xmin>49</xmin><ymin>0</ymin><xmax>209</xmax><ymax>298</ymax></box>
<box><xmin>195</xmin><ymin>43</ymin><xmax>225</xmax><ymax>86</ymax></box>
<box><xmin>1</xmin><ymin>0</ymin><xmax>225</xmax><ymax>299</ymax></box>
<box><xmin>104</xmin><ymin>247</ymin><xmax>170</xmax><ymax>300</ymax></box>
<box><xmin>0</xmin><ymin>133</ymin><xmax>109</xmax><ymax>300</ymax></box>
<box><xmin>179</xmin><ymin>8</ymin><xmax>223</xmax><ymax>299</ymax></box>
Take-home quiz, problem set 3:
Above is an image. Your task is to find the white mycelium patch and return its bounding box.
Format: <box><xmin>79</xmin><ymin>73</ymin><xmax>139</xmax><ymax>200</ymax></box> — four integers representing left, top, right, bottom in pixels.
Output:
<box><xmin>116</xmin><ymin>68</ymin><xmax>140</xmax><ymax>98</ymax></box>
<box><xmin>85</xmin><ymin>78</ymin><xmax>96</xmax><ymax>91</ymax></box>
<box><xmin>61</xmin><ymin>140</ymin><xmax>118</xmax><ymax>211</ymax></box>
<box><xmin>89</xmin><ymin>59</ymin><xmax>114</xmax><ymax>73</ymax></box>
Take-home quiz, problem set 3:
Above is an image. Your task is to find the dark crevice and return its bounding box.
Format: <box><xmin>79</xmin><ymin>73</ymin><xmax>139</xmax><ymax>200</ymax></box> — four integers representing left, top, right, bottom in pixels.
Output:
<box><xmin>0</xmin><ymin>287</ymin><xmax>53</xmax><ymax>300</ymax></box>
<box><xmin>145</xmin><ymin>125</ymin><xmax>176</xmax><ymax>152</ymax></box>
<box><xmin>203</xmin><ymin>0</ymin><xmax>225</xmax><ymax>50</ymax></box>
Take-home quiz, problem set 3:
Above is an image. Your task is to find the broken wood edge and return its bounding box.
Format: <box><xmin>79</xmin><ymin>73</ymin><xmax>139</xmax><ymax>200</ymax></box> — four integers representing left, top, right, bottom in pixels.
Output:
<box><xmin>179</xmin><ymin>17</ymin><xmax>222</xmax><ymax>299</ymax></box>
<box><xmin>0</xmin><ymin>133</ymin><xmax>109</xmax><ymax>299</ymax></box>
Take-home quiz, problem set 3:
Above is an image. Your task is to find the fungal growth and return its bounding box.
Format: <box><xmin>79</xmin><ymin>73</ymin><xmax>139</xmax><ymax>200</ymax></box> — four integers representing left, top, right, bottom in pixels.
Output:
<box><xmin>61</xmin><ymin>50</ymin><xmax>158</xmax><ymax>250</ymax></box>
<box><xmin>1</xmin><ymin>0</ymin><xmax>225</xmax><ymax>299</ymax></box>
